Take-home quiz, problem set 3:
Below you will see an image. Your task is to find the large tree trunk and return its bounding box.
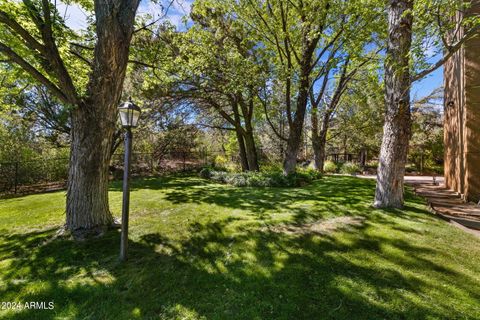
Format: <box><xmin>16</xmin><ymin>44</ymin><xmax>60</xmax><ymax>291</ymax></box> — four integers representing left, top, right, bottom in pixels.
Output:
<box><xmin>243</xmin><ymin>95</ymin><xmax>259</xmax><ymax>171</ymax></box>
<box><xmin>232</xmin><ymin>100</ymin><xmax>249</xmax><ymax>171</ymax></box>
<box><xmin>67</xmin><ymin>104</ymin><xmax>115</xmax><ymax>234</ymax></box>
<box><xmin>312</xmin><ymin>128</ymin><xmax>328</xmax><ymax>172</ymax></box>
<box><xmin>66</xmin><ymin>0</ymin><xmax>140</xmax><ymax>235</ymax></box>
<box><xmin>236</xmin><ymin>91</ymin><xmax>260</xmax><ymax>171</ymax></box>
<box><xmin>312</xmin><ymin>142</ymin><xmax>325</xmax><ymax>171</ymax></box>
<box><xmin>374</xmin><ymin>0</ymin><xmax>413</xmax><ymax>208</ymax></box>
<box><xmin>311</xmin><ymin>104</ymin><xmax>331</xmax><ymax>172</ymax></box>
<box><xmin>235</xmin><ymin>128</ymin><xmax>249</xmax><ymax>171</ymax></box>
<box><xmin>244</xmin><ymin>128</ymin><xmax>259</xmax><ymax>171</ymax></box>
<box><xmin>283</xmin><ymin>121</ymin><xmax>303</xmax><ymax>174</ymax></box>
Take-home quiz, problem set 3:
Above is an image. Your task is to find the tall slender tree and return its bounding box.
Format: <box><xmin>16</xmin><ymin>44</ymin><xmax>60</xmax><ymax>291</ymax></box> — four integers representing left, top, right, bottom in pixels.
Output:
<box><xmin>374</xmin><ymin>0</ymin><xmax>413</xmax><ymax>208</ymax></box>
<box><xmin>235</xmin><ymin>0</ymin><xmax>384</xmax><ymax>174</ymax></box>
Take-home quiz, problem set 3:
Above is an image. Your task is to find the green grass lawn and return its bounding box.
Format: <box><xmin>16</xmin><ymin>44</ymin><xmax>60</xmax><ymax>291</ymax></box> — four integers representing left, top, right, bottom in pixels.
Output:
<box><xmin>0</xmin><ymin>175</ymin><xmax>479</xmax><ymax>319</ymax></box>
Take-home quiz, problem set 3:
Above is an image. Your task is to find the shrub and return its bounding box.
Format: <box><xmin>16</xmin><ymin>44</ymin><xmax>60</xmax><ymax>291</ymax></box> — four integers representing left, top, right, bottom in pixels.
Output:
<box><xmin>225</xmin><ymin>162</ymin><xmax>241</xmax><ymax>173</ymax></box>
<box><xmin>262</xmin><ymin>171</ymin><xmax>286</xmax><ymax>187</ymax></box>
<box><xmin>366</xmin><ymin>160</ymin><xmax>378</xmax><ymax>168</ymax></box>
<box><xmin>199</xmin><ymin>167</ymin><xmax>212</xmax><ymax>179</ymax></box>
<box><xmin>204</xmin><ymin>168</ymin><xmax>321</xmax><ymax>188</ymax></box>
<box><xmin>259</xmin><ymin>163</ymin><xmax>283</xmax><ymax>172</ymax></box>
<box><xmin>213</xmin><ymin>155</ymin><xmax>228</xmax><ymax>168</ymax></box>
<box><xmin>296</xmin><ymin>167</ymin><xmax>322</xmax><ymax>182</ymax></box>
<box><xmin>245</xmin><ymin>172</ymin><xmax>269</xmax><ymax>187</ymax></box>
<box><xmin>210</xmin><ymin>170</ymin><xmax>229</xmax><ymax>183</ymax></box>
<box><xmin>225</xmin><ymin>173</ymin><xmax>248</xmax><ymax>187</ymax></box>
<box><xmin>339</xmin><ymin>162</ymin><xmax>361</xmax><ymax>175</ymax></box>
<box><xmin>323</xmin><ymin>160</ymin><xmax>337</xmax><ymax>173</ymax></box>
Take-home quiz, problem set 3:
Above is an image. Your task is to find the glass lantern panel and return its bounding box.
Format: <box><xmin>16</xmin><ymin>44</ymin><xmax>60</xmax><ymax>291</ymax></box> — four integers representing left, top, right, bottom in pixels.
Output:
<box><xmin>131</xmin><ymin>110</ymin><xmax>140</xmax><ymax>127</ymax></box>
<box><xmin>119</xmin><ymin>109</ymin><xmax>132</xmax><ymax>127</ymax></box>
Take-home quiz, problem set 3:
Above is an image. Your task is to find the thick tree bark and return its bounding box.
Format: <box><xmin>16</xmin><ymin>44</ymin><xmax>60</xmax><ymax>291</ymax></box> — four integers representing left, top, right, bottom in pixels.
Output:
<box><xmin>244</xmin><ymin>128</ymin><xmax>259</xmax><ymax>171</ymax></box>
<box><xmin>360</xmin><ymin>148</ymin><xmax>367</xmax><ymax>168</ymax></box>
<box><xmin>231</xmin><ymin>92</ymin><xmax>259</xmax><ymax>171</ymax></box>
<box><xmin>374</xmin><ymin>0</ymin><xmax>413</xmax><ymax>208</ymax></box>
<box><xmin>312</xmin><ymin>139</ymin><xmax>326</xmax><ymax>171</ymax></box>
<box><xmin>66</xmin><ymin>0</ymin><xmax>140</xmax><ymax>234</ymax></box>
<box><xmin>67</xmin><ymin>104</ymin><xmax>115</xmax><ymax>233</ymax></box>
<box><xmin>235</xmin><ymin>128</ymin><xmax>249</xmax><ymax>171</ymax></box>
<box><xmin>232</xmin><ymin>99</ymin><xmax>249</xmax><ymax>171</ymax></box>
<box><xmin>283</xmin><ymin>119</ymin><xmax>304</xmax><ymax>174</ymax></box>
<box><xmin>311</xmin><ymin>103</ymin><xmax>332</xmax><ymax>172</ymax></box>
<box><xmin>240</xmin><ymin>91</ymin><xmax>259</xmax><ymax>171</ymax></box>
<box><xmin>311</xmin><ymin>98</ymin><xmax>337</xmax><ymax>172</ymax></box>
<box><xmin>312</xmin><ymin>128</ymin><xmax>328</xmax><ymax>172</ymax></box>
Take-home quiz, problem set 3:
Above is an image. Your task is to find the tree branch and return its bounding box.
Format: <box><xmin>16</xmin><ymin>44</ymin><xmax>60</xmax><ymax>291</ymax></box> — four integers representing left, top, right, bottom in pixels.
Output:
<box><xmin>0</xmin><ymin>42</ymin><xmax>69</xmax><ymax>104</ymax></box>
<box><xmin>0</xmin><ymin>10</ymin><xmax>46</xmax><ymax>55</ymax></box>
<box><xmin>133</xmin><ymin>0</ymin><xmax>175</xmax><ymax>34</ymax></box>
<box><xmin>411</xmin><ymin>24</ymin><xmax>480</xmax><ymax>82</ymax></box>
<box><xmin>70</xmin><ymin>42</ymin><xmax>94</xmax><ymax>50</ymax></box>
<box><xmin>128</xmin><ymin>59</ymin><xmax>156</xmax><ymax>69</ymax></box>
<box><xmin>70</xmin><ymin>49</ymin><xmax>92</xmax><ymax>66</ymax></box>
<box><xmin>259</xmin><ymin>93</ymin><xmax>288</xmax><ymax>142</ymax></box>
<box><xmin>39</xmin><ymin>0</ymin><xmax>79</xmax><ymax>104</ymax></box>
<box><xmin>194</xmin><ymin>123</ymin><xmax>236</xmax><ymax>131</ymax></box>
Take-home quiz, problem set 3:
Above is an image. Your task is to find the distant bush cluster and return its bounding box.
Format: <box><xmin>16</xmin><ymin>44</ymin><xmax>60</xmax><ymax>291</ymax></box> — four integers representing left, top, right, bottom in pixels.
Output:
<box><xmin>323</xmin><ymin>161</ymin><xmax>338</xmax><ymax>173</ymax></box>
<box><xmin>199</xmin><ymin>167</ymin><xmax>322</xmax><ymax>187</ymax></box>
<box><xmin>339</xmin><ymin>162</ymin><xmax>361</xmax><ymax>175</ymax></box>
<box><xmin>323</xmin><ymin>161</ymin><xmax>361</xmax><ymax>175</ymax></box>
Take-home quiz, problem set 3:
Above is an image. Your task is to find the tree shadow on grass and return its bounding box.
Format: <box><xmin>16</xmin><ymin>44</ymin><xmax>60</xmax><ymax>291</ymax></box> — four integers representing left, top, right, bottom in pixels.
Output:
<box><xmin>109</xmin><ymin>174</ymin><xmax>206</xmax><ymax>192</ymax></box>
<box><xmin>1</xmin><ymin>175</ymin><xmax>477</xmax><ymax>319</ymax></box>
<box><xmin>153</xmin><ymin>175</ymin><xmax>438</xmax><ymax>228</ymax></box>
<box><xmin>159</xmin><ymin>176</ymin><xmax>378</xmax><ymax>223</ymax></box>
<box><xmin>1</xmin><ymin>213</ymin><xmax>479</xmax><ymax>320</ymax></box>
<box><xmin>109</xmin><ymin>175</ymin><xmax>376</xmax><ymax>228</ymax></box>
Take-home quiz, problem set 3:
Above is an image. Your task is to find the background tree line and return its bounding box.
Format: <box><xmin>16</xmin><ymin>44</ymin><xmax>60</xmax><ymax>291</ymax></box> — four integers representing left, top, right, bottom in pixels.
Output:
<box><xmin>0</xmin><ymin>0</ymin><xmax>478</xmax><ymax>237</ymax></box>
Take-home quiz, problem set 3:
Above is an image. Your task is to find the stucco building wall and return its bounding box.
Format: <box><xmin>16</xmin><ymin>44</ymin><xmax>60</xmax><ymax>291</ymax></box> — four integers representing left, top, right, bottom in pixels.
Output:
<box><xmin>444</xmin><ymin>1</ymin><xmax>480</xmax><ymax>203</ymax></box>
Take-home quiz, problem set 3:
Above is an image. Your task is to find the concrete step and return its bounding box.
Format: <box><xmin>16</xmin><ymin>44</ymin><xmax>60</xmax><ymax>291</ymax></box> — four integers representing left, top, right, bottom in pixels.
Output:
<box><xmin>412</xmin><ymin>183</ymin><xmax>480</xmax><ymax>232</ymax></box>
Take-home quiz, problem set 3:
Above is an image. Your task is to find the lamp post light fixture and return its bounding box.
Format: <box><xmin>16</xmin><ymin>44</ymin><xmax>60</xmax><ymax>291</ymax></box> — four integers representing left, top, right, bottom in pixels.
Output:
<box><xmin>118</xmin><ymin>98</ymin><xmax>141</xmax><ymax>261</ymax></box>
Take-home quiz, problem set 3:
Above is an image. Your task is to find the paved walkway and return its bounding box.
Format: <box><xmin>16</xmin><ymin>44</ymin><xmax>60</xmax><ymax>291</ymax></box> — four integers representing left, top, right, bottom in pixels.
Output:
<box><xmin>357</xmin><ymin>174</ymin><xmax>444</xmax><ymax>185</ymax></box>
<box><xmin>357</xmin><ymin>174</ymin><xmax>480</xmax><ymax>236</ymax></box>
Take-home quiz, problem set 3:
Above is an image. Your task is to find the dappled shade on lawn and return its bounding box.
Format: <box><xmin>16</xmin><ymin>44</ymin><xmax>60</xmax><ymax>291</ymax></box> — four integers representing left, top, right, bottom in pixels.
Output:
<box><xmin>0</xmin><ymin>176</ymin><xmax>479</xmax><ymax>319</ymax></box>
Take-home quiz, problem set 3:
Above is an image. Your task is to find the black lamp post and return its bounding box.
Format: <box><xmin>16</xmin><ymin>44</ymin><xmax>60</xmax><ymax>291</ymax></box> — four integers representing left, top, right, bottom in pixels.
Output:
<box><xmin>118</xmin><ymin>98</ymin><xmax>141</xmax><ymax>261</ymax></box>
